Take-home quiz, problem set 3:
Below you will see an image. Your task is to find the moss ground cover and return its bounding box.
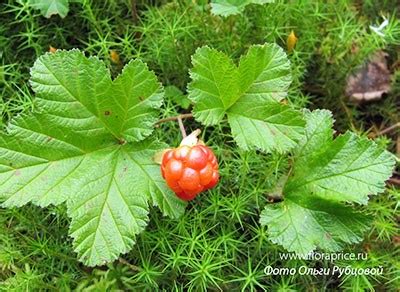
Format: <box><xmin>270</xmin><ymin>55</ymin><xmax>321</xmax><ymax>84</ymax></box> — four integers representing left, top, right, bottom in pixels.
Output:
<box><xmin>0</xmin><ymin>0</ymin><xmax>399</xmax><ymax>290</ymax></box>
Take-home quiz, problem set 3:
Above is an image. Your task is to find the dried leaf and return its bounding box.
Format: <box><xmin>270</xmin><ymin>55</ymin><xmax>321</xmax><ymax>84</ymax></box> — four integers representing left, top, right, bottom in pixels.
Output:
<box><xmin>346</xmin><ymin>51</ymin><xmax>391</xmax><ymax>102</ymax></box>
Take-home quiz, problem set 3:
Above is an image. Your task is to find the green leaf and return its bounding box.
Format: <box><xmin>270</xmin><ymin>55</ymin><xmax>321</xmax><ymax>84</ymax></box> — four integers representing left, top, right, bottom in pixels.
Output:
<box><xmin>250</xmin><ymin>0</ymin><xmax>275</xmax><ymax>3</ymax></box>
<box><xmin>67</xmin><ymin>140</ymin><xmax>182</xmax><ymax>266</ymax></box>
<box><xmin>188</xmin><ymin>47</ymin><xmax>239</xmax><ymax>125</ymax></box>
<box><xmin>188</xmin><ymin>44</ymin><xmax>304</xmax><ymax>153</ymax></box>
<box><xmin>0</xmin><ymin>50</ymin><xmax>185</xmax><ymax>266</ymax></box>
<box><xmin>31</xmin><ymin>50</ymin><xmax>163</xmax><ymax>143</ymax></box>
<box><xmin>210</xmin><ymin>0</ymin><xmax>275</xmax><ymax>17</ymax></box>
<box><xmin>164</xmin><ymin>85</ymin><xmax>191</xmax><ymax>109</ymax></box>
<box><xmin>228</xmin><ymin>100</ymin><xmax>305</xmax><ymax>153</ymax></box>
<box><xmin>210</xmin><ymin>0</ymin><xmax>244</xmax><ymax>17</ymax></box>
<box><xmin>260</xmin><ymin>109</ymin><xmax>395</xmax><ymax>254</ymax></box>
<box><xmin>286</xmin><ymin>110</ymin><xmax>395</xmax><ymax>205</ymax></box>
<box><xmin>30</xmin><ymin>0</ymin><xmax>70</xmax><ymax>18</ymax></box>
<box><xmin>260</xmin><ymin>199</ymin><xmax>372</xmax><ymax>255</ymax></box>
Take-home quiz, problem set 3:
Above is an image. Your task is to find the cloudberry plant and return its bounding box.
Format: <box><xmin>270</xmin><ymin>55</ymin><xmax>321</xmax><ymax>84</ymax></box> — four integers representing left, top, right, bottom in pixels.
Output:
<box><xmin>0</xmin><ymin>44</ymin><xmax>395</xmax><ymax>267</ymax></box>
<box><xmin>161</xmin><ymin>130</ymin><xmax>219</xmax><ymax>201</ymax></box>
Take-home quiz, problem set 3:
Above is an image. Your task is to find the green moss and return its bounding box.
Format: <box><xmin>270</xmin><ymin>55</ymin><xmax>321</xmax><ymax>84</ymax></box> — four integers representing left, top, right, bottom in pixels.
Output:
<box><xmin>0</xmin><ymin>0</ymin><xmax>399</xmax><ymax>290</ymax></box>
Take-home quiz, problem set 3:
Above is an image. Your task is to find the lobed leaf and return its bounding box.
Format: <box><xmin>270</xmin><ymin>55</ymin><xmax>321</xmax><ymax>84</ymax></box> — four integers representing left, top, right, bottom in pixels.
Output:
<box><xmin>188</xmin><ymin>46</ymin><xmax>239</xmax><ymax>125</ymax></box>
<box><xmin>286</xmin><ymin>110</ymin><xmax>395</xmax><ymax>205</ymax></box>
<box><xmin>188</xmin><ymin>44</ymin><xmax>304</xmax><ymax>153</ymax></box>
<box><xmin>260</xmin><ymin>109</ymin><xmax>395</xmax><ymax>255</ymax></box>
<box><xmin>30</xmin><ymin>50</ymin><xmax>163</xmax><ymax>143</ymax></box>
<box><xmin>210</xmin><ymin>0</ymin><xmax>275</xmax><ymax>17</ymax></box>
<box><xmin>227</xmin><ymin>100</ymin><xmax>304</xmax><ymax>152</ymax></box>
<box><xmin>30</xmin><ymin>0</ymin><xmax>71</xmax><ymax>18</ymax></box>
<box><xmin>67</xmin><ymin>140</ymin><xmax>183</xmax><ymax>266</ymax></box>
<box><xmin>261</xmin><ymin>199</ymin><xmax>371</xmax><ymax>255</ymax></box>
<box><xmin>0</xmin><ymin>50</ymin><xmax>185</xmax><ymax>266</ymax></box>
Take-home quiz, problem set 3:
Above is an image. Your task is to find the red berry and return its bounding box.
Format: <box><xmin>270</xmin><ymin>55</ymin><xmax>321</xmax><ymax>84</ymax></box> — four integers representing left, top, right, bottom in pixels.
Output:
<box><xmin>161</xmin><ymin>145</ymin><xmax>219</xmax><ymax>201</ymax></box>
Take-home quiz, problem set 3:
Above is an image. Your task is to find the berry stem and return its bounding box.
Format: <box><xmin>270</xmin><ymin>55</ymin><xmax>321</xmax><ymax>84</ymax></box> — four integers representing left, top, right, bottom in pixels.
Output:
<box><xmin>177</xmin><ymin>115</ymin><xmax>187</xmax><ymax>138</ymax></box>
<box><xmin>180</xmin><ymin>129</ymin><xmax>201</xmax><ymax>146</ymax></box>
<box><xmin>156</xmin><ymin>113</ymin><xmax>193</xmax><ymax>138</ymax></box>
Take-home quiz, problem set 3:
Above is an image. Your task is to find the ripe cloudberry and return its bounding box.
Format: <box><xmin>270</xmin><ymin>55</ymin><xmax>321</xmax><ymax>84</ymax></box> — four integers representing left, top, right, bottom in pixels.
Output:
<box><xmin>160</xmin><ymin>130</ymin><xmax>219</xmax><ymax>201</ymax></box>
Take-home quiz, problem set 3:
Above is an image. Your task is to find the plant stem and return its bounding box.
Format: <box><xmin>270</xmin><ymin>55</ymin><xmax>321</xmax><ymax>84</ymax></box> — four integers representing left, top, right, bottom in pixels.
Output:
<box><xmin>177</xmin><ymin>115</ymin><xmax>187</xmax><ymax>138</ymax></box>
<box><xmin>118</xmin><ymin>258</ymin><xmax>141</xmax><ymax>272</ymax></box>
<box><xmin>156</xmin><ymin>113</ymin><xmax>194</xmax><ymax>124</ymax></box>
<box><xmin>130</xmin><ymin>0</ymin><xmax>138</xmax><ymax>23</ymax></box>
<box><xmin>156</xmin><ymin>113</ymin><xmax>193</xmax><ymax>138</ymax></box>
<box><xmin>388</xmin><ymin>177</ymin><xmax>400</xmax><ymax>186</ymax></box>
<box><xmin>375</xmin><ymin>122</ymin><xmax>400</xmax><ymax>137</ymax></box>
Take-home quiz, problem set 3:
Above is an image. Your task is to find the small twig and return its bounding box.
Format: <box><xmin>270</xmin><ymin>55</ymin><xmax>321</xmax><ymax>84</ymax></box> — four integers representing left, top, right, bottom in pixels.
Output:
<box><xmin>375</xmin><ymin>122</ymin><xmax>400</xmax><ymax>137</ymax></box>
<box><xmin>156</xmin><ymin>113</ymin><xmax>194</xmax><ymax>124</ymax></box>
<box><xmin>130</xmin><ymin>0</ymin><xmax>138</xmax><ymax>23</ymax></box>
<box><xmin>118</xmin><ymin>258</ymin><xmax>141</xmax><ymax>272</ymax></box>
<box><xmin>156</xmin><ymin>113</ymin><xmax>193</xmax><ymax>138</ymax></box>
<box><xmin>388</xmin><ymin>177</ymin><xmax>400</xmax><ymax>186</ymax></box>
<box><xmin>177</xmin><ymin>115</ymin><xmax>187</xmax><ymax>138</ymax></box>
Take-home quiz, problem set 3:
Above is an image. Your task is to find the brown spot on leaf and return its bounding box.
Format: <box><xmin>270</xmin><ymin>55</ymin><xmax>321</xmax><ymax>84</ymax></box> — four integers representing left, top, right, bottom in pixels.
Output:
<box><xmin>104</xmin><ymin>110</ymin><xmax>111</xmax><ymax>116</ymax></box>
<box><xmin>46</xmin><ymin>136</ymin><xmax>53</xmax><ymax>142</ymax></box>
<box><xmin>138</xmin><ymin>96</ymin><xmax>144</xmax><ymax>101</ymax></box>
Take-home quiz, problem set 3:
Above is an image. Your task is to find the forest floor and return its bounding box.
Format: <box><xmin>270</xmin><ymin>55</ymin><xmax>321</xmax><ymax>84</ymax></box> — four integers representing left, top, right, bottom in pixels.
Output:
<box><xmin>0</xmin><ymin>0</ymin><xmax>399</xmax><ymax>290</ymax></box>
